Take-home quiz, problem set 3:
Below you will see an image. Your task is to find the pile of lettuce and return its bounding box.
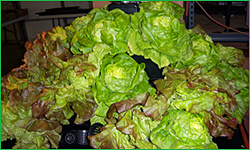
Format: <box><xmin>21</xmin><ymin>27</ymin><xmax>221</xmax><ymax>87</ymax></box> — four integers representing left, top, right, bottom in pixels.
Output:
<box><xmin>1</xmin><ymin>1</ymin><xmax>249</xmax><ymax>149</ymax></box>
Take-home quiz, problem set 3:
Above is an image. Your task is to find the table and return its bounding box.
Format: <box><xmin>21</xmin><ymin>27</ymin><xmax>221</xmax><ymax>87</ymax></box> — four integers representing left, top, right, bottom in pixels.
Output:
<box><xmin>25</xmin><ymin>13</ymin><xmax>88</xmax><ymax>27</ymax></box>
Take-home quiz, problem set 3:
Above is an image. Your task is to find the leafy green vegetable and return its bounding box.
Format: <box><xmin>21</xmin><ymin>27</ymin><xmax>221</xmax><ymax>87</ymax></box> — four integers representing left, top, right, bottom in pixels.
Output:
<box><xmin>1</xmin><ymin>28</ymin><xmax>98</xmax><ymax>148</ymax></box>
<box><xmin>150</xmin><ymin>109</ymin><xmax>218</xmax><ymax>149</ymax></box>
<box><xmin>139</xmin><ymin>1</ymin><xmax>185</xmax><ymax>20</ymax></box>
<box><xmin>88</xmin><ymin>124</ymin><xmax>135</xmax><ymax>149</ymax></box>
<box><xmin>216</xmin><ymin>43</ymin><xmax>245</xmax><ymax>68</ymax></box>
<box><xmin>1</xmin><ymin>88</ymin><xmax>62</xmax><ymax>149</ymax></box>
<box><xmin>89</xmin><ymin>92</ymin><xmax>162</xmax><ymax>149</ymax></box>
<box><xmin>181</xmin><ymin>26</ymin><xmax>220</xmax><ymax>71</ymax></box>
<box><xmin>91</xmin><ymin>53</ymin><xmax>156</xmax><ymax>125</ymax></box>
<box><xmin>217</xmin><ymin>60</ymin><xmax>249</xmax><ymax>123</ymax></box>
<box><xmin>128</xmin><ymin>1</ymin><xmax>192</xmax><ymax>68</ymax></box>
<box><xmin>155</xmin><ymin>65</ymin><xmax>239</xmax><ymax>139</ymax></box>
<box><xmin>69</xmin><ymin>8</ymin><xmax>131</xmax><ymax>56</ymax></box>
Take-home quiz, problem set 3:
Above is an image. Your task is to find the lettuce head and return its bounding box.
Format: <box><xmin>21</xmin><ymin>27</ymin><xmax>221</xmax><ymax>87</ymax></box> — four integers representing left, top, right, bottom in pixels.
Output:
<box><xmin>91</xmin><ymin>53</ymin><xmax>156</xmax><ymax>125</ymax></box>
<box><xmin>150</xmin><ymin>109</ymin><xmax>218</xmax><ymax>149</ymax></box>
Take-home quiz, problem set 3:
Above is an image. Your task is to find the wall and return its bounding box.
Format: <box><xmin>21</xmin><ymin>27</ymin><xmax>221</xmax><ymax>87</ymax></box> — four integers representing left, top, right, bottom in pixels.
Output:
<box><xmin>1</xmin><ymin>1</ymin><xmax>22</xmax><ymax>42</ymax></box>
<box><xmin>5</xmin><ymin>1</ymin><xmax>184</xmax><ymax>43</ymax></box>
<box><xmin>20</xmin><ymin>1</ymin><xmax>92</xmax><ymax>42</ymax></box>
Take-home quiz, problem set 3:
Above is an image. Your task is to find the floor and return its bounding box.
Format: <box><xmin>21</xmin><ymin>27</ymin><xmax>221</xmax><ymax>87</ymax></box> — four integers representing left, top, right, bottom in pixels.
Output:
<box><xmin>1</xmin><ymin>3</ymin><xmax>249</xmax><ymax>148</ymax></box>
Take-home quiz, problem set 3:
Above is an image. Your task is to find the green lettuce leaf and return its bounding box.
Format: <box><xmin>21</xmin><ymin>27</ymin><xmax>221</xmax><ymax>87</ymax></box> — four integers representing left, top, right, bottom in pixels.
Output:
<box><xmin>1</xmin><ymin>87</ymin><xmax>62</xmax><ymax>149</ymax></box>
<box><xmin>69</xmin><ymin>8</ymin><xmax>131</xmax><ymax>55</ymax></box>
<box><xmin>139</xmin><ymin>1</ymin><xmax>185</xmax><ymax>20</ymax></box>
<box><xmin>155</xmin><ymin>65</ymin><xmax>239</xmax><ymax>139</ymax></box>
<box><xmin>150</xmin><ymin>109</ymin><xmax>218</xmax><ymax>149</ymax></box>
<box><xmin>91</xmin><ymin>53</ymin><xmax>156</xmax><ymax>125</ymax></box>
<box><xmin>217</xmin><ymin>60</ymin><xmax>249</xmax><ymax>123</ymax></box>
<box><xmin>182</xmin><ymin>25</ymin><xmax>220</xmax><ymax>71</ymax></box>
<box><xmin>88</xmin><ymin>124</ymin><xmax>135</xmax><ymax>149</ymax></box>
<box><xmin>216</xmin><ymin>43</ymin><xmax>245</xmax><ymax>68</ymax></box>
<box><xmin>128</xmin><ymin>3</ymin><xmax>191</xmax><ymax>68</ymax></box>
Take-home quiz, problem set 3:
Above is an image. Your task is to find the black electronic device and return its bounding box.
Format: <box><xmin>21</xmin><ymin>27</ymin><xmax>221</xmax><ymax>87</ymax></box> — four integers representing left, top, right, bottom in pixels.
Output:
<box><xmin>58</xmin><ymin>114</ymin><xmax>103</xmax><ymax>149</ymax></box>
<box><xmin>108</xmin><ymin>1</ymin><xmax>139</xmax><ymax>14</ymax></box>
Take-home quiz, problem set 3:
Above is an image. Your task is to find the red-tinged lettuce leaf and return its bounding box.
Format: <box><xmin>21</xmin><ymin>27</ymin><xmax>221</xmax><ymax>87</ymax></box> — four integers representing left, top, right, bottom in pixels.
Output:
<box><xmin>216</xmin><ymin>60</ymin><xmax>249</xmax><ymax>123</ymax></box>
<box><xmin>49</xmin><ymin>54</ymin><xmax>97</xmax><ymax>89</ymax></box>
<box><xmin>1</xmin><ymin>85</ymin><xmax>10</xmax><ymax>103</ymax></box>
<box><xmin>216</xmin><ymin>43</ymin><xmax>245</xmax><ymax>68</ymax></box>
<box><xmin>111</xmin><ymin>92</ymin><xmax>149</xmax><ymax>114</ymax></box>
<box><xmin>8</xmin><ymin>89</ymin><xmax>40</xmax><ymax>117</ymax></box>
<box><xmin>7</xmin><ymin>64</ymin><xmax>28</xmax><ymax>79</ymax></box>
<box><xmin>142</xmin><ymin>94</ymin><xmax>170</xmax><ymax>121</ymax></box>
<box><xmin>105</xmin><ymin>104</ymin><xmax>118</xmax><ymax>125</ymax></box>
<box><xmin>1</xmin><ymin>86</ymin><xmax>62</xmax><ymax>149</ymax></box>
<box><xmin>217</xmin><ymin>60</ymin><xmax>249</xmax><ymax>90</ymax></box>
<box><xmin>171</xmin><ymin>85</ymin><xmax>239</xmax><ymax>140</ymax></box>
<box><xmin>115</xmin><ymin>109</ymin><xmax>134</xmax><ymax>135</ymax></box>
<box><xmin>93</xmin><ymin>93</ymin><xmax>161</xmax><ymax>149</ymax></box>
<box><xmin>188</xmin><ymin>24</ymin><xmax>207</xmax><ymax>36</ymax></box>
<box><xmin>154</xmin><ymin>65</ymin><xmax>201</xmax><ymax>98</ymax></box>
<box><xmin>104</xmin><ymin>92</ymin><xmax>150</xmax><ymax>125</ymax></box>
<box><xmin>116</xmin><ymin>108</ymin><xmax>160</xmax><ymax>140</ymax></box>
<box><xmin>5</xmin><ymin>118</ymin><xmax>61</xmax><ymax>149</ymax></box>
<box><xmin>203</xmin><ymin>111</ymin><xmax>236</xmax><ymax>139</ymax></box>
<box><xmin>172</xmin><ymin>86</ymin><xmax>239</xmax><ymax>137</ymax></box>
<box><xmin>88</xmin><ymin>124</ymin><xmax>135</xmax><ymax>149</ymax></box>
<box><xmin>153</xmin><ymin>79</ymin><xmax>177</xmax><ymax>98</ymax></box>
<box><xmin>10</xmin><ymin>129</ymin><xmax>51</xmax><ymax>149</ymax></box>
<box><xmin>233</xmin><ymin>88</ymin><xmax>249</xmax><ymax>123</ymax></box>
<box><xmin>99</xmin><ymin>93</ymin><xmax>163</xmax><ymax>148</ymax></box>
<box><xmin>45</xmin><ymin>85</ymin><xmax>75</xmax><ymax>125</ymax></box>
<box><xmin>115</xmin><ymin>108</ymin><xmax>160</xmax><ymax>149</ymax></box>
<box><xmin>31</xmin><ymin>100</ymin><xmax>50</xmax><ymax>119</ymax></box>
<box><xmin>44</xmin><ymin>84</ymin><xmax>98</xmax><ymax>125</ymax></box>
<box><xmin>49</xmin><ymin>40</ymin><xmax>69</xmax><ymax>61</ymax></box>
<box><xmin>25</xmin><ymin>119</ymin><xmax>62</xmax><ymax>148</ymax></box>
<box><xmin>39</xmin><ymin>87</ymin><xmax>72</xmax><ymax>125</ymax></box>
<box><xmin>72</xmin><ymin>91</ymin><xmax>98</xmax><ymax>124</ymax></box>
<box><xmin>11</xmin><ymin>117</ymin><xmax>62</xmax><ymax>148</ymax></box>
<box><xmin>25</xmin><ymin>119</ymin><xmax>62</xmax><ymax>133</ymax></box>
<box><xmin>48</xmin><ymin>26</ymin><xmax>72</xmax><ymax>50</ymax></box>
<box><xmin>23</xmin><ymin>30</ymin><xmax>74</xmax><ymax>86</ymax></box>
<box><xmin>45</xmin><ymin>104</ymin><xmax>74</xmax><ymax>125</ymax></box>
<box><xmin>156</xmin><ymin>64</ymin><xmax>240</xmax><ymax>139</ymax></box>
<box><xmin>201</xmin><ymin>68</ymin><xmax>239</xmax><ymax>97</ymax></box>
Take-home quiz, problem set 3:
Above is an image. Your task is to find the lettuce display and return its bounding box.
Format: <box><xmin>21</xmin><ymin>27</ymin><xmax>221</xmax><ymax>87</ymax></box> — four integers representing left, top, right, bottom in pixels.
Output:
<box><xmin>1</xmin><ymin>30</ymin><xmax>98</xmax><ymax>148</ymax></box>
<box><xmin>1</xmin><ymin>1</ymin><xmax>249</xmax><ymax>149</ymax></box>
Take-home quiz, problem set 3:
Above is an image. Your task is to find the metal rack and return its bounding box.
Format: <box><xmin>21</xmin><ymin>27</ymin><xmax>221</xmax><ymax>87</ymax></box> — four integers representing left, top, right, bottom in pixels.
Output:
<box><xmin>186</xmin><ymin>1</ymin><xmax>249</xmax><ymax>42</ymax></box>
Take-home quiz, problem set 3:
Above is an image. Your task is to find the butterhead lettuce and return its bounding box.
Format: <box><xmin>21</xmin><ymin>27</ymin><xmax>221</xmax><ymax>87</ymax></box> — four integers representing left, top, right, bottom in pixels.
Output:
<box><xmin>150</xmin><ymin>109</ymin><xmax>218</xmax><ymax>149</ymax></box>
<box><xmin>91</xmin><ymin>53</ymin><xmax>156</xmax><ymax>125</ymax></box>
